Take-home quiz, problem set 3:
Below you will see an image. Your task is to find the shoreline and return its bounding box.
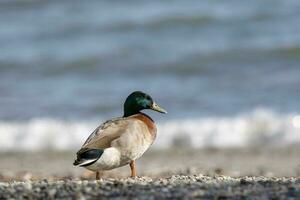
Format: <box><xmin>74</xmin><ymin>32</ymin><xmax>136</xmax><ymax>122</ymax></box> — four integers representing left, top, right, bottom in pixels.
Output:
<box><xmin>1</xmin><ymin>147</ymin><xmax>300</xmax><ymax>181</ymax></box>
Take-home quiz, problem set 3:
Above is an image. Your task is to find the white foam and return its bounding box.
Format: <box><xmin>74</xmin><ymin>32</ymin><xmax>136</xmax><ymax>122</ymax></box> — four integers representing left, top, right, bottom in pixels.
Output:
<box><xmin>157</xmin><ymin>109</ymin><xmax>300</xmax><ymax>149</ymax></box>
<box><xmin>0</xmin><ymin>108</ymin><xmax>299</xmax><ymax>151</ymax></box>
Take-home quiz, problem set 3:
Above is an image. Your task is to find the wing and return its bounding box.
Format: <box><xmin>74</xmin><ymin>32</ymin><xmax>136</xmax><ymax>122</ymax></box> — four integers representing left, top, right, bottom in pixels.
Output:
<box><xmin>82</xmin><ymin>117</ymin><xmax>129</xmax><ymax>149</ymax></box>
<box><xmin>82</xmin><ymin>118</ymin><xmax>119</xmax><ymax>146</ymax></box>
<box><xmin>74</xmin><ymin>117</ymin><xmax>130</xmax><ymax>166</ymax></box>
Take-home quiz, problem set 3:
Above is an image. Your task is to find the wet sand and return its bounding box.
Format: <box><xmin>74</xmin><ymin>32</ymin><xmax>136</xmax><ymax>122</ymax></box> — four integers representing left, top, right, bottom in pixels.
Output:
<box><xmin>0</xmin><ymin>148</ymin><xmax>300</xmax><ymax>199</ymax></box>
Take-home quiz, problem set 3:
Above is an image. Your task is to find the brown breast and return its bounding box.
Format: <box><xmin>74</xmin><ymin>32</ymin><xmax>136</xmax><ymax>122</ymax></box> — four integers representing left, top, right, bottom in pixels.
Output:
<box><xmin>132</xmin><ymin>112</ymin><xmax>157</xmax><ymax>141</ymax></box>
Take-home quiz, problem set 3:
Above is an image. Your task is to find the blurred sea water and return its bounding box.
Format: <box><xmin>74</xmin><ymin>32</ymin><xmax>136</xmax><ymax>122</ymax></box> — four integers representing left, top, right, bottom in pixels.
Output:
<box><xmin>0</xmin><ymin>0</ymin><xmax>300</xmax><ymax>150</ymax></box>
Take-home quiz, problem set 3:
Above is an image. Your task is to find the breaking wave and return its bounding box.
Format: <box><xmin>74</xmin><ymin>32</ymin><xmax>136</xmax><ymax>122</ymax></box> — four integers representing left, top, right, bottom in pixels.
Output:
<box><xmin>0</xmin><ymin>108</ymin><xmax>300</xmax><ymax>151</ymax></box>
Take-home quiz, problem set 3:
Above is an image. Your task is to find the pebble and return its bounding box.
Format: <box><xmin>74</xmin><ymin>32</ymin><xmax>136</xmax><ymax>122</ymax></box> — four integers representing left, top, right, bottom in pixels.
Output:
<box><xmin>0</xmin><ymin>175</ymin><xmax>300</xmax><ymax>199</ymax></box>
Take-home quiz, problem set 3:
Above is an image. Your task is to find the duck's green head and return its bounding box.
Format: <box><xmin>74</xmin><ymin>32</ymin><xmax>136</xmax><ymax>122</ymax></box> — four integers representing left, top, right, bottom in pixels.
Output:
<box><xmin>123</xmin><ymin>91</ymin><xmax>167</xmax><ymax>117</ymax></box>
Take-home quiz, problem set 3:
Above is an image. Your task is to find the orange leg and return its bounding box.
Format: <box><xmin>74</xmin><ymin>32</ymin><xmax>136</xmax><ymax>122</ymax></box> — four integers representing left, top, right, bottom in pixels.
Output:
<box><xmin>129</xmin><ymin>160</ymin><xmax>137</xmax><ymax>177</ymax></box>
<box><xmin>96</xmin><ymin>171</ymin><xmax>100</xmax><ymax>180</ymax></box>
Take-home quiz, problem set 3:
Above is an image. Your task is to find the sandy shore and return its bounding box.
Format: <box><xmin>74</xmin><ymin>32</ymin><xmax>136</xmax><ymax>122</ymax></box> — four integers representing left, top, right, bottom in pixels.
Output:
<box><xmin>1</xmin><ymin>148</ymin><xmax>300</xmax><ymax>180</ymax></box>
<box><xmin>1</xmin><ymin>148</ymin><xmax>300</xmax><ymax>199</ymax></box>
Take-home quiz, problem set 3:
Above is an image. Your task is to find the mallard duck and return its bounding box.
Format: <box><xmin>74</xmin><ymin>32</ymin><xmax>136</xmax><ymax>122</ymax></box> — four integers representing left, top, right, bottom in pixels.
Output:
<box><xmin>73</xmin><ymin>91</ymin><xmax>167</xmax><ymax>179</ymax></box>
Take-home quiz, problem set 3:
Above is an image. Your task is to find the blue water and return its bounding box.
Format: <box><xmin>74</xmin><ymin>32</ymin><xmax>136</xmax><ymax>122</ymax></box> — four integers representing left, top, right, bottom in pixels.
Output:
<box><xmin>0</xmin><ymin>0</ymin><xmax>300</xmax><ymax>121</ymax></box>
<box><xmin>1</xmin><ymin>0</ymin><xmax>300</xmax><ymax>150</ymax></box>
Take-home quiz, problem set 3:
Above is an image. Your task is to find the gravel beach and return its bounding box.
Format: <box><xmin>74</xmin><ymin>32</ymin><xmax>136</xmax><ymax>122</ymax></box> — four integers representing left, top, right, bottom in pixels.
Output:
<box><xmin>1</xmin><ymin>148</ymin><xmax>300</xmax><ymax>199</ymax></box>
<box><xmin>1</xmin><ymin>175</ymin><xmax>300</xmax><ymax>199</ymax></box>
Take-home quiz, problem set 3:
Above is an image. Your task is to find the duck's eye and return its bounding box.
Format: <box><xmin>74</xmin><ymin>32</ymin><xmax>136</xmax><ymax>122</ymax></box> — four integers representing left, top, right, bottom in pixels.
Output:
<box><xmin>145</xmin><ymin>95</ymin><xmax>152</xmax><ymax>101</ymax></box>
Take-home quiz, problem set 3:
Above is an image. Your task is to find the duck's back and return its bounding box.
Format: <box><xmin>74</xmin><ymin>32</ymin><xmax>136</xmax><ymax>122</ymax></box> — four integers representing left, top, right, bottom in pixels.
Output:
<box><xmin>83</xmin><ymin>113</ymin><xmax>156</xmax><ymax>148</ymax></box>
<box><xmin>82</xmin><ymin>117</ymin><xmax>128</xmax><ymax>149</ymax></box>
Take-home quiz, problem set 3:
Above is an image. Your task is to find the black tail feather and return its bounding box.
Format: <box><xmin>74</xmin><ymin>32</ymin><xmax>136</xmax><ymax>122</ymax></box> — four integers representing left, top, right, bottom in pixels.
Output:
<box><xmin>73</xmin><ymin>148</ymin><xmax>104</xmax><ymax>167</ymax></box>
